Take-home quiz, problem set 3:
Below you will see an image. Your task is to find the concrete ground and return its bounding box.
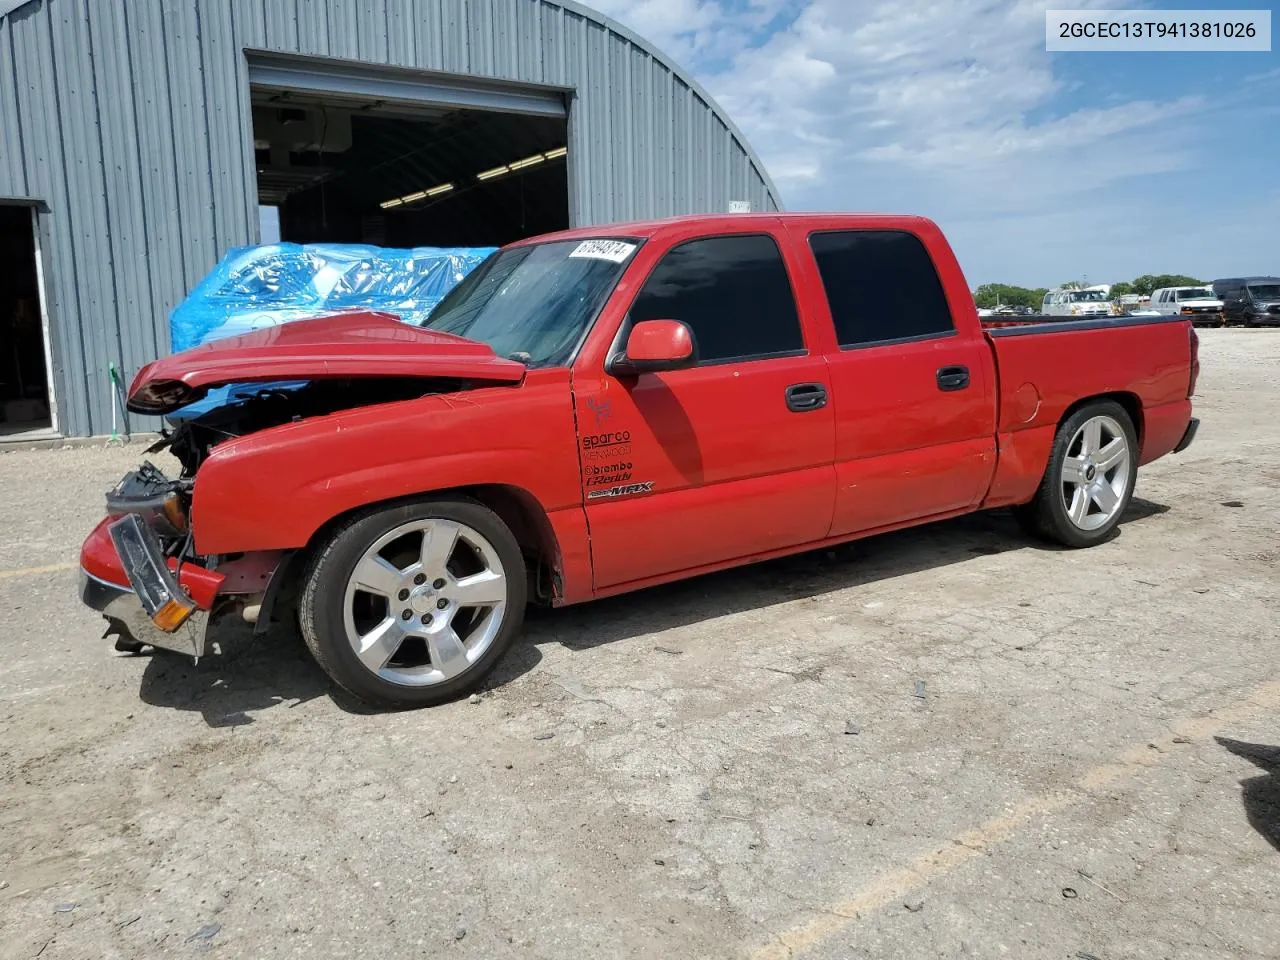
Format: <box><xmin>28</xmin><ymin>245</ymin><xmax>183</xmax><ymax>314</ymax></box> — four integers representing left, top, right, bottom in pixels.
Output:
<box><xmin>1</xmin><ymin>330</ymin><xmax>1277</xmax><ymax>960</ymax></box>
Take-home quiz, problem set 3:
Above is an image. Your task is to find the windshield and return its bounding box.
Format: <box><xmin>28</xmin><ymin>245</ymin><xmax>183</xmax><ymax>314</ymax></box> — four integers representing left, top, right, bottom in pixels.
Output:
<box><xmin>1068</xmin><ymin>290</ymin><xmax>1107</xmax><ymax>302</ymax></box>
<box><xmin>423</xmin><ymin>238</ymin><xmax>639</xmax><ymax>366</ymax></box>
<box><xmin>1247</xmin><ymin>283</ymin><xmax>1280</xmax><ymax>300</ymax></box>
<box><xmin>1175</xmin><ymin>287</ymin><xmax>1214</xmax><ymax>301</ymax></box>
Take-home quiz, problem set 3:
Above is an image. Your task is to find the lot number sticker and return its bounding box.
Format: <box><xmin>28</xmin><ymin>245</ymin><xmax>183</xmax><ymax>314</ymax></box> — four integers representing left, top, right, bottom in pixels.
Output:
<box><xmin>569</xmin><ymin>239</ymin><xmax>636</xmax><ymax>263</ymax></box>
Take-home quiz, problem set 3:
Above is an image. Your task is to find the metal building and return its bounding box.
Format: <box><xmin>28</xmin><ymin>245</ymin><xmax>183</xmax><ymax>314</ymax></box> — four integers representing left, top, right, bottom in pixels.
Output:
<box><xmin>0</xmin><ymin>0</ymin><xmax>781</xmax><ymax>439</ymax></box>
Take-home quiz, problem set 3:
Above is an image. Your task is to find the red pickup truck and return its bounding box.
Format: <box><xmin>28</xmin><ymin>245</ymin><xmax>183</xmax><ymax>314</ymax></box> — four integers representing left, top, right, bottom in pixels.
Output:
<box><xmin>80</xmin><ymin>214</ymin><xmax>1200</xmax><ymax>708</ymax></box>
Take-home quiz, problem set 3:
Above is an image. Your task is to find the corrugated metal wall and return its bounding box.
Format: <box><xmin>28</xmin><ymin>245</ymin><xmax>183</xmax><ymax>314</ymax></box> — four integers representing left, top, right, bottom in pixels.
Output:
<box><xmin>0</xmin><ymin>0</ymin><xmax>781</xmax><ymax>437</ymax></box>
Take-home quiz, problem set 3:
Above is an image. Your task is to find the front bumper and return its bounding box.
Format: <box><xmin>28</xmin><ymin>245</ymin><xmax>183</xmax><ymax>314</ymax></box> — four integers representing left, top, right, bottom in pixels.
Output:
<box><xmin>1173</xmin><ymin>417</ymin><xmax>1199</xmax><ymax>454</ymax></box>
<box><xmin>79</xmin><ymin>513</ymin><xmax>221</xmax><ymax>658</ymax></box>
<box><xmin>80</xmin><ymin>568</ymin><xmax>210</xmax><ymax>657</ymax></box>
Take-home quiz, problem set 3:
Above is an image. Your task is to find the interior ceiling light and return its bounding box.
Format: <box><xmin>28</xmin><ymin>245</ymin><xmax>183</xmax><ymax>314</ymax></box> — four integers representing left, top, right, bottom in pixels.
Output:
<box><xmin>379</xmin><ymin>182</ymin><xmax>454</xmax><ymax>210</ymax></box>
<box><xmin>379</xmin><ymin>147</ymin><xmax>567</xmax><ymax>209</ymax></box>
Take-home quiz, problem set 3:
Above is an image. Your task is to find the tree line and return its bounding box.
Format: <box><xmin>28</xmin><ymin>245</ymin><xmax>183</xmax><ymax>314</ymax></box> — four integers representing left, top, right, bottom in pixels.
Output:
<box><xmin>973</xmin><ymin>274</ymin><xmax>1204</xmax><ymax>309</ymax></box>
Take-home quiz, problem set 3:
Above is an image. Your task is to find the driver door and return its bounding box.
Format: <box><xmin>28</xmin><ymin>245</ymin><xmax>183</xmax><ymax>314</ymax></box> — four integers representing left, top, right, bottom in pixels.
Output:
<box><xmin>572</xmin><ymin>229</ymin><xmax>836</xmax><ymax>592</ymax></box>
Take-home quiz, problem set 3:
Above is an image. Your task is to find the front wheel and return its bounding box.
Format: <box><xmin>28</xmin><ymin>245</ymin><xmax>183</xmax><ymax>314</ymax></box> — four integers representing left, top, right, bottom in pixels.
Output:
<box><xmin>1013</xmin><ymin>401</ymin><xmax>1138</xmax><ymax>548</ymax></box>
<box><xmin>299</xmin><ymin>499</ymin><xmax>527</xmax><ymax>709</ymax></box>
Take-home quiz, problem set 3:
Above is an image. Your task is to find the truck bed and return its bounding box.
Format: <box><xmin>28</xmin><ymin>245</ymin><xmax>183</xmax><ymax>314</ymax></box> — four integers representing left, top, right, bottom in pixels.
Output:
<box><xmin>980</xmin><ymin>313</ymin><xmax>1184</xmax><ymax>335</ymax></box>
<box><xmin>979</xmin><ymin>312</ymin><xmax>1195</xmax><ymax>510</ymax></box>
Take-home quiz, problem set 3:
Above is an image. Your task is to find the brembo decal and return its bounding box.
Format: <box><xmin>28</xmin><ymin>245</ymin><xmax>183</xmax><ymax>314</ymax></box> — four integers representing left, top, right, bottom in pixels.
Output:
<box><xmin>583</xmin><ymin>462</ymin><xmax>633</xmax><ymax>487</ymax></box>
<box><xmin>587</xmin><ymin>481</ymin><xmax>655</xmax><ymax>501</ymax></box>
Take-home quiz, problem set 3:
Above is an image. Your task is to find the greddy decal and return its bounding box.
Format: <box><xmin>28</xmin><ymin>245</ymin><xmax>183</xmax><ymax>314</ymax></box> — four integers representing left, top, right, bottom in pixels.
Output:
<box><xmin>586</xmin><ymin>481</ymin><xmax>654</xmax><ymax>501</ymax></box>
<box><xmin>583</xmin><ymin>462</ymin><xmax>633</xmax><ymax>486</ymax></box>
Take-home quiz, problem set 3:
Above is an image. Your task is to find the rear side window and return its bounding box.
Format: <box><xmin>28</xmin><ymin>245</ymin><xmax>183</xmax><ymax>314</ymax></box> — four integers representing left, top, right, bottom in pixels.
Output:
<box><xmin>808</xmin><ymin>230</ymin><xmax>955</xmax><ymax>347</ymax></box>
<box><xmin>628</xmin><ymin>234</ymin><xmax>803</xmax><ymax>364</ymax></box>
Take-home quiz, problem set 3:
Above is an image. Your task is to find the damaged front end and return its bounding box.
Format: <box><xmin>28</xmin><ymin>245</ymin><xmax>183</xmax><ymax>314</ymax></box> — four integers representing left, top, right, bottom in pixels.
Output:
<box><xmin>80</xmin><ymin>312</ymin><xmax>530</xmax><ymax>659</ymax></box>
<box><xmin>81</xmin><ymin>377</ymin><xmax>473</xmax><ymax>656</ymax></box>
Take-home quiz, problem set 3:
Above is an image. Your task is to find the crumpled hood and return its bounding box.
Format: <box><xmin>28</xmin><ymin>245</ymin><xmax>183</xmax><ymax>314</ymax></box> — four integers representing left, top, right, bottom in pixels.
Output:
<box><xmin>127</xmin><ymin>310</ymin><xmax>525</xmax><ymax>414</ymax></box>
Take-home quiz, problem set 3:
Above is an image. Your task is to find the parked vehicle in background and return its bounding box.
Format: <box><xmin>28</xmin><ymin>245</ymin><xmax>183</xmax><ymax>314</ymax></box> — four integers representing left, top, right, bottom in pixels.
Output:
<box><xmin>1149</xmin><ymin>286</ymin><xmax>1224</xmax><ymax>327</ymax></box>
<box><xmin>1212</xmin><ymin>277</ymin><xmax>1280</xmax><ymax>327</ymax></box>
<box><xmin>1042</xmin><ymin>288</ymin><xmax>1114</xmax><ymax>318</ymax></box>
<box><xmin>80</xmin><ymin>213</ymin><xmax>1201</xmax><ymax>709</ymax></box>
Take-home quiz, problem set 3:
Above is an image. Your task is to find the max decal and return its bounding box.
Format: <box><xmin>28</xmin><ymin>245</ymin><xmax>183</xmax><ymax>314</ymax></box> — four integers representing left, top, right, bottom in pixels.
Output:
<box><xmin>587</xmin><ymin>481</ymin><xmax>655</xmax><ymax>501</ymax></box>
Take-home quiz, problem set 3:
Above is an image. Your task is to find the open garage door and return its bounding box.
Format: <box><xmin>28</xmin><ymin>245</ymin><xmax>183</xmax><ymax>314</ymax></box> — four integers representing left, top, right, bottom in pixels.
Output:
<box><xmin>248</xmin><ymin>56</ymin><xmax>570</xmax><ymax>248</ymax></box>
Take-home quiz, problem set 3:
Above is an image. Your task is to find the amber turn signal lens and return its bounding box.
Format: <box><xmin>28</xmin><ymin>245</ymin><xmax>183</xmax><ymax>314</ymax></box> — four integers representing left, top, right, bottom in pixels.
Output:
<box><xmin>152</xmin><ymin>597</ymin><xmax>195</xmax><ymax>632</ymax></box>
<box><xmin>161</xmin><ymin>493</ymin><xmax>188</xmax><ymax>532</ymax></box>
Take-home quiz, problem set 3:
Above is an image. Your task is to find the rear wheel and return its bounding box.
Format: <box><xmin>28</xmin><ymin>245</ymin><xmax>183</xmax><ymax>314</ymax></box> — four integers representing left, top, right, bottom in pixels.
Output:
<box><xmin>299</xmin><ymin>499</ymin><xmax>526</xmax><ymax>709</ymax></box>
<box><xmin>1013</xmin><ymin>401</ymin><xmax>1138</xmax><ymax>548</ymax></box>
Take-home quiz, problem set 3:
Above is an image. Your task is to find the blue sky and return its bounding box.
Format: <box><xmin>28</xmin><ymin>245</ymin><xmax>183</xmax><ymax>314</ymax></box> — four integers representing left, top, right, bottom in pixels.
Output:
<box><xmin>584</xmin><ymin>0</ymin><xmax>1279</xmax><ymax>288</ymax></box>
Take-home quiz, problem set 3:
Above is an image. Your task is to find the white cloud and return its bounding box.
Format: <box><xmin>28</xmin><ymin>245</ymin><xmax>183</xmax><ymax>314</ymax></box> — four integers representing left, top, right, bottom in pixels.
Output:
<box><xmin>581</xmin><ymin>0</ymin><xmax>1248</xmax><ymax>284</ymax></box>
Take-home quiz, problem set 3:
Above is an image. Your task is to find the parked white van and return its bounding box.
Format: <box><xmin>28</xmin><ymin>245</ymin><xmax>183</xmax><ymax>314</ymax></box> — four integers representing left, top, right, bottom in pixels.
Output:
<box><xmin>1148</xmin><ymin>285</ymin><xmax>1224</xmax><ymax>327</ymax></box>
<box><xmin>1041</xmin><ymin>288</ymin><xmax>1113</xmax><ymax>318</ymax></box>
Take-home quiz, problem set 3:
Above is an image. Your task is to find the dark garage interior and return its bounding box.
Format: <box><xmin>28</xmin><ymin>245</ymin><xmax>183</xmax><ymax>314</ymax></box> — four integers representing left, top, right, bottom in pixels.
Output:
<box><xmin>251</xmin><ymin>90</ymin><xmax>569</xmax><ymax>248</ymax></box>
<box><xmin>0</xmin><ymin>204</ymin><xmax>52</xmax><ymax>437</ymax></box>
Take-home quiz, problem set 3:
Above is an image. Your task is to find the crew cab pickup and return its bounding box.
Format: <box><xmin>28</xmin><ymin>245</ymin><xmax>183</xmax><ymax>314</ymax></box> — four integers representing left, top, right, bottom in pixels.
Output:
<box><xmin>80</xmin><ymin>214</ymin><xmax>1200</xmax><ymax>708</ymax></box>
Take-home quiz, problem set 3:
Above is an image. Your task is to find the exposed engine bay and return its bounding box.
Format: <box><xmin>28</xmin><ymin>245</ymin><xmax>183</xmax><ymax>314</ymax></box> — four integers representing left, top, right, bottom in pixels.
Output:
<box><xmin>151</xmin><ymin>377</ymin><xmax>465</xmax><ymax>478</ymax></box>
<box><xmin>108</xmin><ymin>376</ymin><xmax>466</xmax><ymax>570</ymax></box>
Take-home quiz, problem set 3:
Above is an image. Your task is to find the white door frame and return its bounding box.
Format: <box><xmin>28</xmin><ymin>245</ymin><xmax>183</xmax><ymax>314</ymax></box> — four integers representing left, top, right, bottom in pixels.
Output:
<box><xmin>28</xmin><ymin>204</ymin><xmax>58</xmax><ymax>433</ymax></box>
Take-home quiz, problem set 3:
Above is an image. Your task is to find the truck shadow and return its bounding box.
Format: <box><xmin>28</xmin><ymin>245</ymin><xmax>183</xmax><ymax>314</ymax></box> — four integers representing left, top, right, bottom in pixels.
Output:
<box><xmin>135</xmin><ymin>497</ymin><xmax>1168</xmax><ymax>723</ymax></box>
<box><xmin>1215</xmin><ymin>737</ymin><xmax>1280</xmax><ymax>851</ymax></box>
<box><xmin>525</xmin><ymin>496</ymin><xmax>1169</xmax><ymax>654</ymax></box>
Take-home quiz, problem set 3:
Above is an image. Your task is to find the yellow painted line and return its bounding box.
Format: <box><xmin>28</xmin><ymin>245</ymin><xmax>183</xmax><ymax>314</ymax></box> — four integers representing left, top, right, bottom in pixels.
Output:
<box><xmin>0</xmin><ymin>561</ymin><xmax>78</xmax><ymax>580</ymax></box>
<box><xmin>752</xmin><ymin>679</ymin><xmax>1280</xmax><ymax>960</ymax></box>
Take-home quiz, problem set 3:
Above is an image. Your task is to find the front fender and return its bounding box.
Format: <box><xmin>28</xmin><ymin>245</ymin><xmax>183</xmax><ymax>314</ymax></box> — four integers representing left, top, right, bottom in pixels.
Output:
<box><xmin>191</xmin><ymin>374</ymin><xmax>580</xmax><ymax>556</ymax></box>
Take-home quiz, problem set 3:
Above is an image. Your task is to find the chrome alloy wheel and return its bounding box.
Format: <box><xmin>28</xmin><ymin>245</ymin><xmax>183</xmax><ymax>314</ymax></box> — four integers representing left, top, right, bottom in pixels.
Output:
<box><xmin>1060</xmin><ymin>414</ymin><xmax>1131</xmax><ymax>531</ymax></box>
<box><xmin>341</xmin><ymin>519</ymin><xmax>509</xmax><ymax>687</ymax></box>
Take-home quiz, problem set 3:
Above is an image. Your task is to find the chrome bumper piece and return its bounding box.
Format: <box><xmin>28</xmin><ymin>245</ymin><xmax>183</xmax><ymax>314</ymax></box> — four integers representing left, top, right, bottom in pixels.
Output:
<box><xmin>80</xmin><ymin>570</ymin><xmax>209</xmax><ymax>657</ymax></box>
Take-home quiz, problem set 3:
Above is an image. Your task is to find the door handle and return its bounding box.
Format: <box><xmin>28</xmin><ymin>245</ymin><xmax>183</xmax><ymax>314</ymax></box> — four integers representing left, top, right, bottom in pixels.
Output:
<box><xmin>936</xmin><ymin>365</ymin><xmax>970</xmax><ymax>391</ymax></box>
<box><xmin>785</xmin><ymin>382</ymin><xmax>828</xmax><ymax>412</ymax></box>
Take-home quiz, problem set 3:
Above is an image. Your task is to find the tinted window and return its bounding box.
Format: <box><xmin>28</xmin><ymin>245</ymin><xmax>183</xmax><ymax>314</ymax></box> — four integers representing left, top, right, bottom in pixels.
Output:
<box><xmin>808</xmin><ymin>231</ymin><xmax>955</xmax><ymax>347</ymax></box>
<box><xmin>628</xmin><ymin>234</ymin><xmax>803</xmax><ymax>363</ymax></box>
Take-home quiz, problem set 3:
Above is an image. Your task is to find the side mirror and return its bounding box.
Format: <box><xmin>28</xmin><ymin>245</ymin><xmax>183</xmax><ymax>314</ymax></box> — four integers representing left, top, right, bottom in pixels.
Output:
<box><xmin>607</xmin><ymin>319</ymin><xmax>697</xmax><ymax>376</ymax></box>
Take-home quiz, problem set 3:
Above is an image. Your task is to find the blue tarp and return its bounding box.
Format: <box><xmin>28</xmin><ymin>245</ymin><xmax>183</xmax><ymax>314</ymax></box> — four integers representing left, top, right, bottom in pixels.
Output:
<box><xmin>165</xmin><ymin>242</ymin><xmax>495</xmax><ymax>421</ymax></box>
<box><xmin>169</xmin><ymin>242</ymin><xmax>496</xmax><ymax>352</ymax></box>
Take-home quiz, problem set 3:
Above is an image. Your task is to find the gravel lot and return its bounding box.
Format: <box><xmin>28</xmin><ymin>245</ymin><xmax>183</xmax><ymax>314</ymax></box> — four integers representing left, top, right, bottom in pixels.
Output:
<box><xmin>1</xmin><ymin>330</ymin><xmax>1277</xmax><ymax>960</ymax></box>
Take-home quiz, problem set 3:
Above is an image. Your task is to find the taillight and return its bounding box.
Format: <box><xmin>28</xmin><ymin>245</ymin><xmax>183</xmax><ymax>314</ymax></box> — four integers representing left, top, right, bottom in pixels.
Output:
<box><xmin>1188</xmin><ymin>326</ymin><xmax>1200</xmax><ymax>397</ymax></box>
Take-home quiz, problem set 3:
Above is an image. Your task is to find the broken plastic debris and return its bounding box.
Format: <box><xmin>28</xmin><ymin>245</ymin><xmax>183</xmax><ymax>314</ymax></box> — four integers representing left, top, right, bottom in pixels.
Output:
<box><xmin>533</xmin><ymin>732</ymin><xmax>554</xmax><ymax>741</ymax></box>
<box><xmin>913</xmin><ymin>680</ymin><xmax>927</xmax><ymax>699</ymax></box>
<box><xmin>187</xmin><ymin>922</ymin><xmax>221</xmax><ymax>942</ymax></box>
<box><xmin>53</xmin><ymin>903</ymin><xmax>78</xmax><ymax>913</ymax></box>
<box><xmin>844</xmin><ymin>720</ymin><xmax>861</xmax><ymax>735</ymax></box>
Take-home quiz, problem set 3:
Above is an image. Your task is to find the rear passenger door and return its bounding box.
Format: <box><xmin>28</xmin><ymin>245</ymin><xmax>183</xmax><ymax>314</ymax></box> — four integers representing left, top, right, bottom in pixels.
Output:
<box><xmin>793</xmin><ymin>227</ymin><xmax>997</xmax><ymax>537</ymax></box>
<box><xmin>574</xmin><ymin>228</ymin><xmax>836</xmax><ymax>590</ymax></box>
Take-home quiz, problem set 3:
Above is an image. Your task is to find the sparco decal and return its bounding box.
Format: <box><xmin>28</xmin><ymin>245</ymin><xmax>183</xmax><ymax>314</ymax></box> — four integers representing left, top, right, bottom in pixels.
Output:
<box><xmin>586</xmin><ymin>481</ymin><xmax>655</xmax><ymax>501</ymax></box>
<box><xmin>581</xmin><ymin>431</ymin><xmax>631</xmax><ymax>449</ymax></box>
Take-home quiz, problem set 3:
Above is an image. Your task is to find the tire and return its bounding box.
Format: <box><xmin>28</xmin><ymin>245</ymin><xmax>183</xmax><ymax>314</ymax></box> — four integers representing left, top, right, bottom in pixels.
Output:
<box><xmin>1012</xmin><ymin>400</ymin><xmax>1138</xmax><ymax>549</ymax></box>
<box><xmin>299</xmin><ymin>498</ymin><xmax>527</xmax><ymax>709</ymax></box>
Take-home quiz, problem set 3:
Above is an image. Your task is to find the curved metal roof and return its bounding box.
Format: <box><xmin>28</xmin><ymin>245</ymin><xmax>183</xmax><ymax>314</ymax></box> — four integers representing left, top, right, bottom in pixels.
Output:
<box><xmin>555</xmin><ymin>0</ymin><xmax>782</xmax><ymax>210</ymax></box>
